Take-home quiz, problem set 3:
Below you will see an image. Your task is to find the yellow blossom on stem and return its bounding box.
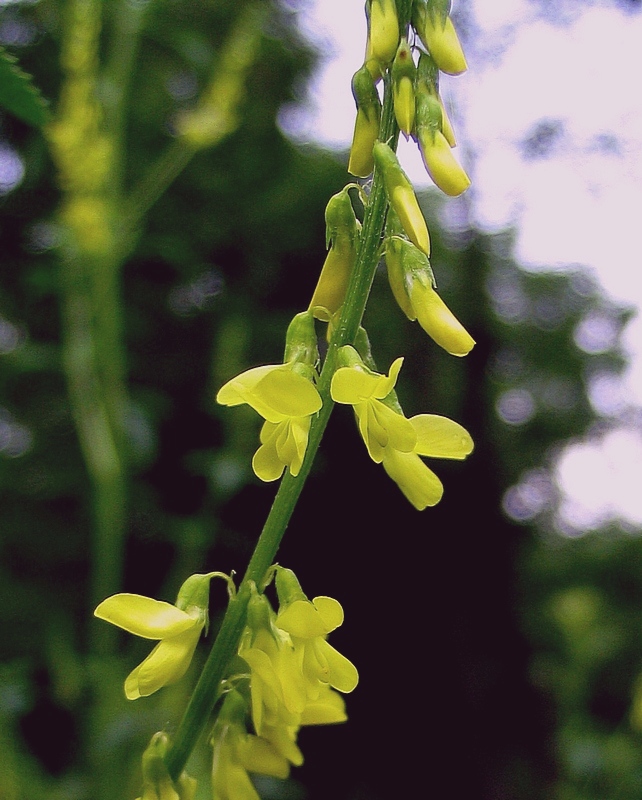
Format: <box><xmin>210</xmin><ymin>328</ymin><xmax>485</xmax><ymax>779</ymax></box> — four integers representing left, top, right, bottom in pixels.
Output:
<box><xmin>275</xmin><ymin>568</ymin><xmax>359</xmax><ymax>696</ymax></box>
<box><xmin>94</xmin><ymin>573</ymin><xmax>221</xmax><ymax>699</ymax></box>
<box><xmin>330</xmin><ymin>345</ymin><xmax>417</xmax><ymax>464</ymax></box>
<box><xmin>414</xmin><ymin>91</ymin><xmax>470</xmax><ymax>196</ymax></box>
<box><xmin>216</xmin><ymin>320</ymin><xmax>322</xmax><ymax>481</ymax></box>
<box><xmin>382</xmin><ymin>414</ymin><xmax>474</xmax><ymax>509</ymax></box>
<box><xmin>391</xmin><ymin>38</ymin><xmax>416</xmax><ymax>137</ymax></box>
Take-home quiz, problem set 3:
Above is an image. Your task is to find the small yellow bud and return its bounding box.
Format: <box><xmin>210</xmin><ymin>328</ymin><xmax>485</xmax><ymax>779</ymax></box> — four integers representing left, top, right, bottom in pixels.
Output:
<box><xmin>348</xmin><ymin>66</ymin><xmax>382</xmax><ymax>177</ymax></box>
<box><xmin>367</xmin><ymin>0</ymin><xmax>399</xmax><ymax>67</ymax></box>
<box><xmin>310</xmin><ymin>188</ymin><xmax>360</xmax><ymax>320</ymax></box>
<box><xmin>414</xmin><ymin>1</ymin><xmax>467</xmax><ymax>76</ymax></box>
<box><xmin>410</xmin><ymin>277</ymin><xmax>475</xmax><ymax>356</ymax></box>
<box><xmin>391</xmin><ymin>39</ymin><xmax>417</xmax><ymax>137</ymax></box>
<box><xmin>373</xmin><ymin>141</ymin><xmax>431</xmax><ymax>256</ymax></box>
<box><xmin>417</xmin><ymin>128</ymin><xmax>470</xmax><ymax>196</ymax></box>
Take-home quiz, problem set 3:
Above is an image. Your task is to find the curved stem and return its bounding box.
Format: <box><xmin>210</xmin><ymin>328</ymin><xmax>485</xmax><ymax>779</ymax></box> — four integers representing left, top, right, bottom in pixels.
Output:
<box><xmin>165</xmin><ymin>73</ymin><xmax>400</xmax><ymax>781</ymax></box>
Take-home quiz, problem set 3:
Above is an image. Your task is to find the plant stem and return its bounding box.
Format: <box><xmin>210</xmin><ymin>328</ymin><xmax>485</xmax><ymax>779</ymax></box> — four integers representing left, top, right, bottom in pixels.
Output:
<box><xmin>165</xmin><ymin>74</ymin><xmax>400</xmax><ymax>781</ymax></box>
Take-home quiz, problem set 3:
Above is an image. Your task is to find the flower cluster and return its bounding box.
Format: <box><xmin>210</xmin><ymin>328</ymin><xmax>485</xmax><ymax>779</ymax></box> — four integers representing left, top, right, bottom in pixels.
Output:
<box><xmin>216</xmin><ymin>2</ymin><xmax>475</xmax><ymax>508</ymax></box>
<box><xmin>212</xmin><ymin>569</ymin><xmax>358</xmax><ymax>798</ymax></box>
<box><xmin>95</xmin><ymin>567</ymin><xmax>356</xmax><ymax>800</ymax></box>
<box><xmin>352</xmin><ymin>0</ymin><xmax>470</xmax><ymax>195</ymax></box>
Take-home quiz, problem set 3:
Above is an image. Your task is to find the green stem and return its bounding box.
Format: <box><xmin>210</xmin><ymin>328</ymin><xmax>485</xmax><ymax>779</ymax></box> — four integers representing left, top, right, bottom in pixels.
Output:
<box><xmin>165</xmin><ymin>74</ymin><xmax>400</xmax><ymax>781</ymax></box>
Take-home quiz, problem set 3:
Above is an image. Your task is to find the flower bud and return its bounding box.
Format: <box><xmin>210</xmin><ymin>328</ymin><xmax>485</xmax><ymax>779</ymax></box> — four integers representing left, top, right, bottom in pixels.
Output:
<box><xmin>137</xmin><ymin>732</ymin><xmax>196</xmax><ymax>800</ymax></box>
<box><xmin>415</xmin><ymin>93</ymin><xmax>470</xmax><ymax>196</ymax></box>
<box><xmin>284</xmin><ymin>310</ymin><xmax>319</xmax><ymax>368</ymax></box>
<box><xmin>410</xmin><ymin>272</ymin><xmax>475</xmax><ymax>356</ymax></box>
<box><xmin>391</xmin><ymin>39</ymin><xmax>416</xmax><ymax>137</ymax></box>
<box><xmin>366</xmin><ymin>0</ymin><xmax>399</xmax><ymax>68</ymax></box>
<box><xmin>417</xmin><ymin>52</ymin><xmax>456</xmax><ymax>146</ymax></box>
<box><xmin>310</xmin><ymin>188</ymin><xmax>360</xmax><ymax>321</ymax></box>
<box><xmin>372</xmin><ymin>141</ymin><xmax>431</xmax><ymax>256</ymax></box>
<box><xmin>413</xmin><ymin>0</ymin><xmax>467</xmax><ymax>76</ymax></box>
<box><xmin>348</xmin><ymin>66</ymin><xmax>382</xmax><ymax>177</ymax></box>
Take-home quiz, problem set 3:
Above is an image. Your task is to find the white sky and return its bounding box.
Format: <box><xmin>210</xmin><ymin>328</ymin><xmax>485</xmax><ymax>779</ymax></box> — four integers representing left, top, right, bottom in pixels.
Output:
<box><xmin>286</xmin><ymin>0</ymin><xmax>642</xmax><ymax>534</ymax></box>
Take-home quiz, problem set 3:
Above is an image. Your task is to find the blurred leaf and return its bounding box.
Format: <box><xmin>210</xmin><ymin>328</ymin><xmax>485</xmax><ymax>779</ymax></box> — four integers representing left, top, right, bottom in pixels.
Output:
<box><xmin>0</xmin><ymin>46</ymin><xmax>48</xmax><ymax>127</ymax></box>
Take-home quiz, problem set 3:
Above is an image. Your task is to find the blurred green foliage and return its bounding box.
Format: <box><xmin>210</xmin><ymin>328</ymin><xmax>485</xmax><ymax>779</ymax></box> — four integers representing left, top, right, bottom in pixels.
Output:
<box><xmin>0</xmin><ymin>2</ymin><xmax>640</xmax><ymax>800</ymax></box>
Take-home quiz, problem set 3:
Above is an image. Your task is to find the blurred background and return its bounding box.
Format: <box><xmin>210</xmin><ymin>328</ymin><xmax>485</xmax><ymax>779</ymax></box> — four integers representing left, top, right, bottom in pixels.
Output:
<box><xmin>0</xmin><ymin>1</ymin><xmax>641</xmax><ymax>799</ymax></box>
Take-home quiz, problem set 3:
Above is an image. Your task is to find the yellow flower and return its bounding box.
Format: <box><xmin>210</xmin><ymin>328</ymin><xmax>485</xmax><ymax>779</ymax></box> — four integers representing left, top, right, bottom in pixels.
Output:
<box><xmin>94</xmin><ymin>573</ymin><xmax>216</xmax><ymax>699</ymax></box>
<box><xmin>382</xmin><ymin>414</ymin><xmax>474</xmax><ymax>509</ymax></box>
<box><xmin>211</xmin><ymin>693</ymin><xmax>290</xmax><ymax>800</ymax></box>
<box><xmin>276</xmin><ymin>595</ymin><xmax>359</xmax><ymax>696</ymax></box>
<box><xmin>391</xmin><ymin>38</ymin><xmax>416</xmax><ymax>138</ymax></box>
<box><xmin>217</xmin><ymin>362</ymin><xmax>322</xmax><ymax>481</ymax></box>
<box><xmin>330</xmin><ymin>346</ymin><xmax>416</xmax><ymax>463</ymax></box>
<box><xmin>310</xmin><ymin>187</ymin><xmax>360</xmax><ymax>321</ymax></box>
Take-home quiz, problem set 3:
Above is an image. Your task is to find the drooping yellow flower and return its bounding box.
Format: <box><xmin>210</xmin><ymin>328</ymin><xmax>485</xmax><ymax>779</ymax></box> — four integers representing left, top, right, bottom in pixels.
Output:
<box><xmin>217</xmin><ymin>362</ymin><xmax>322</xmax><ymax>481</ymax></box>
<box><xmin>310</xmin><ymin>187</ymin><xmax>360</xmax><ymax>321</ymax></box>
<box><xmin>94</xmin><ymin>573</ymin><xmax>217</xmax><ymax>699</ymax></box>
<box><xmin>330</xmin><ymin>345</ymin><xmax>416</xmax><ymax>463</ymax></box>
<box><xmin>391</xmin><ymin>38</ymin><xmax>416</xmax><ymax>137</ymax></box>
<box><xmin>382</xmin><ymin>414</ymin><xmax>474</xmax><ymax>509</ymax></box>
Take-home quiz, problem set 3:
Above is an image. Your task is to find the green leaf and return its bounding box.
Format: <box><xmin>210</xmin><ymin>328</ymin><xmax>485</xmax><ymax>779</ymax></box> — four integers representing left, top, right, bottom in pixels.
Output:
<box><xmin>0</xmin><ymin>46</ymin><xmax>48</xmax><ymax>127</ymax></box>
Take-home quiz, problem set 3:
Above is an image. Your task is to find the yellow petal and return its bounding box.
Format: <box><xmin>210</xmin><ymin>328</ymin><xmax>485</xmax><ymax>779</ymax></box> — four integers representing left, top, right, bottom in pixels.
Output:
<box><xmin>125</xmin><ymin>627</ymin><xmax>202</xmax><ymax>699</ymax></box>
<box><xmin>253</xmin><ymin>422</ymin><xmax>286</xmax><ymax>482</ymax></box>
<box><xmin>217</xmin><ymin>365</ymin><xmax>321</xmax><ymax>423</ymax></box>
<box><xmin>348</xmin><ymin>107</ymin><xmax>380</xmax><ymax>178</ymax></box>
<box><xmin>312</xmin><ymin>596</ymin><xmax>344</xmax><ymax>632</ymax></box>
<box><xmin>300</xmin><ymin>686</ymin><xmax>347</xmax><ymax>726</ymax></box>
<box><xmin>315</xmin><ymin>639</ymin><xmax>359</xmax><ymax>693</ymax></box>
<box><xmin>277</xmin><ymin>600</ymin><xmax>328</xmax><ymax>639</ymax></box>
<box><xmin>382</xmin><ymin>447</ymin><xmax>444</xmax><ymax>510</ymax></box>
<box><xmin>256</xmin><ymin>369</ymin><xmax>322</xmax><ymax>418</ymax></box>
<box><xmin>94</xmin><ymin>594</ymin><xmax>197</xmax><ymax>639</ymax></box>
<box><xmin>237</xmin><ymin>735</ymin><xmax>290</xmax><ymax>780</ymax></box>
<box><xmin>411</xmin><ymin>414</ymin><xmax>474</xmax><ymax>460</ymax></box>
